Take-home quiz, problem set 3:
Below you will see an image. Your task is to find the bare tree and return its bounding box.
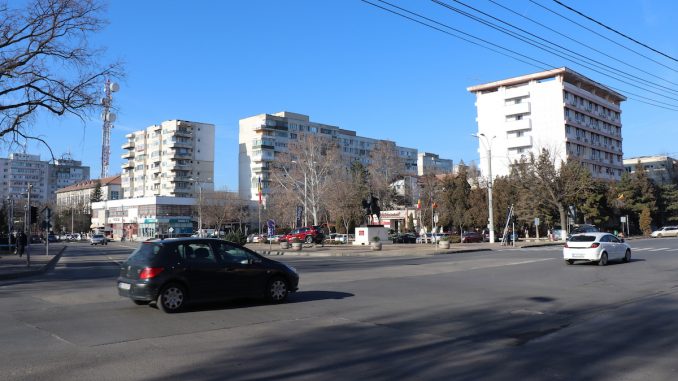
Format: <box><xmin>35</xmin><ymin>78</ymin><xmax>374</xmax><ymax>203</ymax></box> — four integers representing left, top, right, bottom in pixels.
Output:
<box><xmin>326</xmin><ymin>162</ymin><xmax>368</xmax><ymax>236</ymax></box>
<box><xmin>368</xmin><ymin>140</ymin><xmax>404</xmax><ymax>209</ymax></box>
<box><xmin>1</xmin><ymin>0</ymin><xmax>122</xmax><ymax>153</ymax></box>
<box><xmin>270</xmin><ymin>134</ymin><xmax>340</xmax><ymax>226</ymax></box>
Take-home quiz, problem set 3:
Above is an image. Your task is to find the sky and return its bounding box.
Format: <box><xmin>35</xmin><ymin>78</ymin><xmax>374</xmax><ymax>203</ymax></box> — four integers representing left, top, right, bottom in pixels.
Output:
<box><xmin>18</xmin><ymin>0</ymin><xmax>678</xmax><ymax>191</ymax></box>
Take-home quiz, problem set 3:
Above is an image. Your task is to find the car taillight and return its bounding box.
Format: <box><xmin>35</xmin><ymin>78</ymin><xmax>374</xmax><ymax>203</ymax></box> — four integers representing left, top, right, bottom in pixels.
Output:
<box><xmin>139</xmin><ymin>267</ymin><xmax>164</xmax><ymax>279</ymax></box>
<box><xmin>590</xmin><ymin>243</ymin><xmax>600</xmax><ymax>248</ymax></box>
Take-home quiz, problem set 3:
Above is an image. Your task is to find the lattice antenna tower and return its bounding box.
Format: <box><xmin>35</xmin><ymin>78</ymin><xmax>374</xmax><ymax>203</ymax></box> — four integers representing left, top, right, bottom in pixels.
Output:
<box><xmin>101</xmin><ymin>79</ymin><xmax>119</xmax><ymax>178</ymax></box>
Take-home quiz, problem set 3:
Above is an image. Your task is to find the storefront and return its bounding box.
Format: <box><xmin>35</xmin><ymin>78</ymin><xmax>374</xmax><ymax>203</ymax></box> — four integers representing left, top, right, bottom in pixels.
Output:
<box><xmin>379</xmin><ymin>209</ymin><xmax>415</xmax><ymax>232</ymax></box>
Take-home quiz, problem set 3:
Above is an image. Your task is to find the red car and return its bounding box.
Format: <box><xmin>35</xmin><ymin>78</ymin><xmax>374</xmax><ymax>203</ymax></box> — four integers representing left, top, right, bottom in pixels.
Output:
<box><xmin>461</xmin><ymin>231</ymin><xmax>484</xmax><ymax>243</ymax></box>
<box><xmin>281</xmin><ymin>226</ymin><xmax>325</xmax><ymax>244</ymax></box>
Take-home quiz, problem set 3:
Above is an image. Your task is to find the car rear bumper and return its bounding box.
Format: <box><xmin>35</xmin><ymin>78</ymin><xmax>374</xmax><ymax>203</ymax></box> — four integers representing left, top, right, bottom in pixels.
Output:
<box><xmin>117</xmin><ymin>279</ymin><xmax>160</xmax><ymax>301</ymax></box>
<box><xmin>563</xmin><ymin>248</ymin><xmax>601</xmax><ymax>261</ymax></box>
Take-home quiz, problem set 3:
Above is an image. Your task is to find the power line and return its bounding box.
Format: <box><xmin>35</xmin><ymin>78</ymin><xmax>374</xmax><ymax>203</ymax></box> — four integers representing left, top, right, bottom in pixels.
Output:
<box><xmin>360</xmin><ymin>0</ymin><xmax>553</xmax><ymax>71</ymax></box>
<box><xmin>551</xmin><ymin>0</ymin><xmax>678</xmax><ymax>63</ymax></box>
<box><xmin>486</xmin><ymin>0</ymin><xmax>678</xmax><ymax>89</ymax></box>
<box><xmin>529</xmin><ymin>0</ymin><xmax>678</xmax><ymax>75</ymax></box>
<box><xmin>360</xmin><ymin>0</ymin><xmax>678</xmax><ymax>112</ymax></box>
<box><xmin>431</xmin><ymin>0</ymin><xmax>678</xmax><ymax>104</ymax></box>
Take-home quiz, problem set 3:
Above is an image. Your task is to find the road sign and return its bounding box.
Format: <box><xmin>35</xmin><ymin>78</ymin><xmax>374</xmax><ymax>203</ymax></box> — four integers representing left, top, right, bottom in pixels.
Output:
<box><xmin>534</xmin><ymin>217</ymin><xmax>540</xmax><ymax>226</ymax></box>
<box><xmin>168</xmin><ymin>227</ymin><xmax>174</xmax><ymax>232</ymax></box>
<box><xmin>620</xmin><ymin>216</ymin><xmax>627</xmax><ymax>223</ymax></box>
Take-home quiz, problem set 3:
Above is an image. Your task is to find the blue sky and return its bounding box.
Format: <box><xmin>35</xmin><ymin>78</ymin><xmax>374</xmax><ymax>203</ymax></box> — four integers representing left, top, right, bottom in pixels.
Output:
<box><xmin>21</xmin><ymin>0</ymin><xmax>678</xmax><ymax>190</ymax></box>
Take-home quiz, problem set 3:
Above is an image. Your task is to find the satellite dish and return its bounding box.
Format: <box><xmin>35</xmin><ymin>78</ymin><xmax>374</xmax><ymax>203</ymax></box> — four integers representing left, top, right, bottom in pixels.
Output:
<box><xmin>105</xmin><ymin>112</ymin><xmax>116</xmax><ymax>122</ymax></box>
<box><xmin>109</xmin><ymin>82</ymin><xmax>120</xmax><ymax>92</ymax></box>
<box><xmin>100</xmin><ymin>97</ymin><xmax>107</xmax><ymax>105</ymax></box>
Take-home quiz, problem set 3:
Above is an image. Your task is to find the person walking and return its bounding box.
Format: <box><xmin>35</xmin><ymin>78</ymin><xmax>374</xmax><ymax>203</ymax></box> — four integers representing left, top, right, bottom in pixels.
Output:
<box><xmin>17</xmin><ymin>231</ymin><xmax>27</xmax><ymax>258</ymax></box>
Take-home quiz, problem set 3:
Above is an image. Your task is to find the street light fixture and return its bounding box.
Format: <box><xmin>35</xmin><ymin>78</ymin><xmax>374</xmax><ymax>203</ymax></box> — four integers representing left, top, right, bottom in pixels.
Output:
<box><xmin>472</xmin><ymin>133</ymin><xmax>496</xmax><ymax>244</ymax></box>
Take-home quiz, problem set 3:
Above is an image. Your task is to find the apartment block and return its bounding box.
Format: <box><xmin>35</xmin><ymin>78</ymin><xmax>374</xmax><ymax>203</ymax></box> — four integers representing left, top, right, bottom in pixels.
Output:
<box><xmin>468</xmin><ymin>67</ymin><xmax>626</xmax><ymax>181</ymax></box>
<box><xmin>239</xmin><ymin>111</ymin><xmax>449</xmax><ymax>201</ymax></box>
<box><xmin>624</xmin><ymin>155</ymin><xmax>678</xmax><ymax>185</ymax></box>
<box><xmin>56</xmin><ymin>174</ymin><xmax>122</xmax><ymax>213</ymax></box>
<box><xmin>121</xmin><ymin>120</ymin><xmax>215</xmax><ymax>199</ymax></box>
<box><xmin>0</xmin><ymin>153</ymin><xmax>90</xmax><ymax>203</ymax></box>
<box><xmin>417</xmin><ymin>152</ymin><xmax>453</xmax><ymax>176</ymax></box>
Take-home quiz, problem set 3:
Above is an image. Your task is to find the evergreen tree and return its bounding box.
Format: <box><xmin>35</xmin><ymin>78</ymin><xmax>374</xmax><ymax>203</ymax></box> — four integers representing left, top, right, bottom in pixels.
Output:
<box><xmin>90</xmin><ymin>181</ymin><xmax>103</xmax><ymax>203</ymax></box>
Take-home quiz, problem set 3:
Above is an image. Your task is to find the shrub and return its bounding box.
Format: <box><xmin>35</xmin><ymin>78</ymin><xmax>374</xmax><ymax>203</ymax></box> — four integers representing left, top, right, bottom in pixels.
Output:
<box><xmin>225</xmin><ymin>230</ymin><xmax>247</xmax><ymax>245</ymax></box>
<box><xmin>371</xmin><ymin>236</ymin><xmax>381</xmax><ymax>242</ymax></box>
<box><xmin>290</xmin><ymin>237</ymin><xmax>301</xmax><ymax>244</ymax></box>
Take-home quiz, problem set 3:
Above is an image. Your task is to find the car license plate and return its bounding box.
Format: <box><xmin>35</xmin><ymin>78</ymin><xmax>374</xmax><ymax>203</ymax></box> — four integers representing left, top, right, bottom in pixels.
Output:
<box><xmin>118</xmin><ymin>282</ymin><xmax>131</xmax><ymax>290</ymax></box>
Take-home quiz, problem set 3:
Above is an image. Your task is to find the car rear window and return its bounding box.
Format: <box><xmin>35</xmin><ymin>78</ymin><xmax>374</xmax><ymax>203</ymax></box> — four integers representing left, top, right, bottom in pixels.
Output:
<box><xmin>569</xmin><ymin>235</ymin><xmax>596</xmax><ymax>242</ymax></box>
<box><xmin>127</xmin><ymin>243</ymin><xmax>163</xmax><ymax>263</ymax></box>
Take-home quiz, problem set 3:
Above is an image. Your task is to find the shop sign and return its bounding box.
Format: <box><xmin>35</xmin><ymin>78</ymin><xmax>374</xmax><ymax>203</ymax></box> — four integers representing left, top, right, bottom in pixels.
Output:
<box><xmin>143</xmin><ymin>218</ymin><xmax>157</xmax><ymax>223</ymax></box>
<box><xmin>380</xmin><ymin>210</ymin><xmax>407</xmax><ymax>219</ymax></box>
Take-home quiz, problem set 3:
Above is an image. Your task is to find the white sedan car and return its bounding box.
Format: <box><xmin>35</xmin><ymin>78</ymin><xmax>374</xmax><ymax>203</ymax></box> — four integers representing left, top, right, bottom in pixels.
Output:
<box><xmin>651</xmin><ymin>226</ymin><xmax>678</xmax><ymax>238</ymax></box>
<box><xmin>563</xmin><ymin>232</ymin><xmax>631</xmax><ymax>266</ymax></box>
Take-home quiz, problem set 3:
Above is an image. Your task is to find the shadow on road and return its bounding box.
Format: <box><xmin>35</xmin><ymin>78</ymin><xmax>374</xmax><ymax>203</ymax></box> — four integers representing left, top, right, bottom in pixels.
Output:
<box><xmin>176</xmin><ymin>290</ymin><xmax>355</xmax><ymax>313</ymax></box>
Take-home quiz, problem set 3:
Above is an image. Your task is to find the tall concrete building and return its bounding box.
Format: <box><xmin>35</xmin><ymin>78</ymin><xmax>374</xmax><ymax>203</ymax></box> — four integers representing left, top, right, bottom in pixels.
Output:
<box><xmin>0</xmin><ymin>153</ymin><xmax>90</xmax><ymax>203</ymax></box>
<box><xmin>239</xmin><ymin>112</ymin><xmax>423</xmax><ymax>201</ymax></box>
<box><xmin>121</xmin><ymin>120</ymin><xmax>215</xmax><ymax>199</ymax></box>
<box><xmin>417</xmin><ymin>152</ymin><xmax>453</xmax><ymax>176</ymax></box>
<box><xmin>468</xmin><ymin>67</ymin><xmax>626</xmax><ymax>181</ymax></box>
<box><xmin>624</xmin><ymin>155</ymin><xmax>678</xmax><ymax>185</ymax></box>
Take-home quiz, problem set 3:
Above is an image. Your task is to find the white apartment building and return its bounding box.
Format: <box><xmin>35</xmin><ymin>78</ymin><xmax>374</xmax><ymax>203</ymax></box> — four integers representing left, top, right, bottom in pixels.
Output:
<box><xmin>624</xmin><ymin>155</ymin><xmax>678</xmax><ymax>185</ymax></box>
<box><xmin>0</xmin><ymin>153</ymin><xmax>90</xmax><ymax>203</ymax></box>
<box><xmin>468</xmin><ymin>67</ymin><xmax>626</xmax><ymax>181</ymax></box>
<box><xmin>121</xmin><ymin>120</ymin><xmax>215</xmax><ymax>199</ymax></box>
<box><xmin>418</xmin><ymin>152</ymin><xmax>453</xmax><ymax>176</ymax></box>
<box><xmin>239</xmin><ymin>111</ymin><xmax>434</xmax><ymax>201</ymax></box>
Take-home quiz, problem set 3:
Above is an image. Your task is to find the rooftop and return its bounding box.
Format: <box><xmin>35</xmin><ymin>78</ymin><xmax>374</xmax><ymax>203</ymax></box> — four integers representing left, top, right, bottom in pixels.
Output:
<box><xmin>55</xmin><ymin>174</ymin><xmax>121</xmax><ymax>194</ymax></box>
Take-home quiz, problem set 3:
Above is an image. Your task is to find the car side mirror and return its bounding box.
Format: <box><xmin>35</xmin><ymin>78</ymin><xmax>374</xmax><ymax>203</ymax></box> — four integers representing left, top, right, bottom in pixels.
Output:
<box><xmin>620</xmin><ymin>238</ymin><xmax>625</xmax><ymax>243</ymax></box>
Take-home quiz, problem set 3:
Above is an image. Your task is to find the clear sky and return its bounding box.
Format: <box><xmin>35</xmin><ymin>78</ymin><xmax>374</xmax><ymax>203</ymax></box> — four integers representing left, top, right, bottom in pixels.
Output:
<box><xmin>22</xmin><ymin>0</ymin><xmax>678</xmax><ymax>190</ymax></box>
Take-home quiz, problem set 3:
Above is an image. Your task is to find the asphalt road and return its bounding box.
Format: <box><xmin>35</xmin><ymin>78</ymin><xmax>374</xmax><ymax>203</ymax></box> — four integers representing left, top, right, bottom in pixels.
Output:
<box><xmin>1</xmin><ymin>239</ymin><xmax>678</xmax><ymax>380</ymax></box>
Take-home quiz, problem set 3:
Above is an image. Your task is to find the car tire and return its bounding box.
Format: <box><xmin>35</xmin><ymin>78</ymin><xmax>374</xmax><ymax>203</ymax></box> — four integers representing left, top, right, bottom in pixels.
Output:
<box><xmin>658</xmin><ymin>234</ymin><xmax>663</xmax><ymax>238</ymax></box>
<box><xmin>566</xmin><ymin>259</ymin><xmax>574</xmax><ymax>265</ymax></box>
<box><xmin>157</xmin><ymin>283</ymin><xmax>187</xmax><ymax>313</ymax></box>
<box><xmin>305</xmin><ymin>235</ymin><xmax>313</xmax><ymax>244</ymax></box>
<box><xmin>598</xmin><ymin>252</ymin><xmax>608</xmax><ymax>266</ymax></box>
<box><xmin>266</xmin><ymin>276</ymin><xmax>289</xmax><ymax>303</ymax></box>
<box><xmin>623</xmin><ymin>249</ymin><xmax>631</xmax><ymax>263</ymax></box>
<box><xmin>132</xmin><ymin>300</ymin><xmax>150</xmax><ymax>306</ymax></box>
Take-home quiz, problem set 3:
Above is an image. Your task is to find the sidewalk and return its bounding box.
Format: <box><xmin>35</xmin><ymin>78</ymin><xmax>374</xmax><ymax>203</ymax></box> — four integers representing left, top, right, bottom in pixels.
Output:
<box><xmin>0</xmin><ymin>243</ymin><xmax>66</xmax><ymax>280</ymax></box>
<box><xmin>248</xmin><ymin>239</ymin><xmax>564</xmax><ymax>257</ymax></box>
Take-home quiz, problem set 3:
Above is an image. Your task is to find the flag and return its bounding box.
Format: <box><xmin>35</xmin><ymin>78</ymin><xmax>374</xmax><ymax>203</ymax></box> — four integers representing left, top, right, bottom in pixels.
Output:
<box><xmin>432</xmin><ymin>202</ymin><xmax>438</xmax><ymax>209</ymax></box>
<box><xmin>417</xmin><ymin>199</ymin><xmax>421</xmax><ymax>209</ymax></box>
<box><xmin>257</xmin><ymin>177</ymin><xmax>262</xmax><ymax>205</ymax></box>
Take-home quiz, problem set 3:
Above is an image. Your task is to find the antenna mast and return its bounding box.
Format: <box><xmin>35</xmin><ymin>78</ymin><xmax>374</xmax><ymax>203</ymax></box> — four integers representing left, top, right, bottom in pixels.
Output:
<box><xmin>101</xmin><ymin>79</ymin><xmax>119</xmax><ymax>178</ymax></box>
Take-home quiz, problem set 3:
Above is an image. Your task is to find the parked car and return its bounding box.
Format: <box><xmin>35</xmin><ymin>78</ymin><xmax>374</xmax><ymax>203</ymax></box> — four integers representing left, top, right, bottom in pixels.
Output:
<box><xmin>116</xmin><ymin>238</ymin><xmax>299</xmax><ymax>313</ymax></box>
<box><xmin>651</xmin><ymin>226</ymin><xmax>678</xmax><ymax>238</ymax></box>
<box><xmin>567</xmin><ymin>224</ymin><xmax>599</xmax><ymax>240</ymax></box>
<box><xmin>461</xmin><ymin>231</ymin><xmax>484</xmax><ymax>243</ymax></box>
<box><xmin>281</xmin><ymin>226</ymin><xmax>325</xmax><ymax>244</ymax></box>
<box><xmin>563</xmin><ymin>232</ymin><xmax>631</xmax><ymax>266</ymax></box>
<box><xmin>90</xmin><ymin>234</ymin><xmax>107</xmax><ymax>245</ymax></box>
<box><xmin>392</xmin><ymin>233</ymin><xmax>417</xmax><ymax>243</ymax></box>
<box><xmin>29</xmin><ymin>235</ymin><xmax>42</xmax><ymax>244</ymax></box>
<box><xmin>47</xmin><ymin>234</ymin><xmax>58</xmax><ymax>243</ymax></box>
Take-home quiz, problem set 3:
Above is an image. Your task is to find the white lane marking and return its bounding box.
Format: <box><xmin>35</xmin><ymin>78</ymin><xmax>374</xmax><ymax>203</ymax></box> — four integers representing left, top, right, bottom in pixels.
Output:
<box><xmin>648</xmin><ymin>248</ymin><xmax>669</xmax><ymax>252</ymax></box>
<box><xmin>633</xmin><ymin>248</ymin><xmax>651</xmax><ymax>251</ymax></box>
<box><xmin>668</xmin><ymin>248</ymin><xmax>678</xmax><ymax>252</ymax></box>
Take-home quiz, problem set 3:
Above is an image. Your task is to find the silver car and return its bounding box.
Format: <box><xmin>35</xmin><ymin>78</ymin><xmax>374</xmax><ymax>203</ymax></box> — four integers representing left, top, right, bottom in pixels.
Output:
<box><xmin>90</xmin><ymin>234</ymin><xmax>107</xmax><ymax>245</ymax></box>
<box><xmin>651</xmin><ymin>226</ymin><xmax>678</xmax><ymax>238</ymax></box>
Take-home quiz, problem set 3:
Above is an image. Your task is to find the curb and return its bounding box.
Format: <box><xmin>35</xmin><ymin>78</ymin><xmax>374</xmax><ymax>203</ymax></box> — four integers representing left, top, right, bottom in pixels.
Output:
<box><xmin>0</xmin><ymin>246</ymin><xmax>67</xmax><ymax>280</ymax></box>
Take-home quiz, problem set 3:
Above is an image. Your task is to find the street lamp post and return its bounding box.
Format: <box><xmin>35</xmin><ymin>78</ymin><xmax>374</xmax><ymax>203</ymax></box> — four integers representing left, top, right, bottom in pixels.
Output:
<box><xmin>291</xmin><ymin>160</ymin><xmax>308</xmax><ymax>227</ymax></box>
<box><xmin>190</xmin><ymin>177</ymin><xmax>211</xmax><ymax>237</ymax></box>
<box><xmin>472</xmin><ymin>133</ymin><xmax>496</xmax><ymax>244</ymax></box>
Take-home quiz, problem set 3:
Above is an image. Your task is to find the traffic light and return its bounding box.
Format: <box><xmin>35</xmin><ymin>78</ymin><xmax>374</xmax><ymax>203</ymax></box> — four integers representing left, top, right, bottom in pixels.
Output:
<box><xmin>30</xmin><ymin>206</ymin><xmax>38</xmax><ymax>224</ymax></box>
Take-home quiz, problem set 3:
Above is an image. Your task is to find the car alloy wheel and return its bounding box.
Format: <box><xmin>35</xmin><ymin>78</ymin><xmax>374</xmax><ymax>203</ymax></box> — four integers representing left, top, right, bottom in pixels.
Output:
<box><xmin>305</xmin><ymin>235</ymin><xmax>313</xmax><ymax>244</ymax></box>
<box><xmin>158</xmin><ymin>283</ymin><xmax>186</xmax><ymax>313</ymax></box>
<box><xmin>267</xmin><ymin>277</ymin><xmax>289</xmax><ymax>303</ymax></box>
<box><xmin>623</xmin><ymin>249</ymin><xmax>631</xmax><ymax>263</ymax></box>
<box><xmin>566</xmin><ymin>259</ymin><xmax>574</xmax><ymax>265</ymax></box>
<box><xmin>598</xmin><ymin>252</ymin><xmax>608</xmax><ymax>266</ymax></box>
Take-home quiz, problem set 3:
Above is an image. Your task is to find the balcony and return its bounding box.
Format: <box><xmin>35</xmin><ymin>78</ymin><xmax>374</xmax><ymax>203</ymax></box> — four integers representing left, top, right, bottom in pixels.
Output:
<box><xmin>505</xmin><ymin>118</ymin><xmax>531</xmax><ymax>132</ymax></box>
<box><xmin>167</xmin><ymin>151</ymin><xmax>193</xmax><ymax>159</ymax></box>
<box><xmin>121</xmin><ymin>151</ymin><xmax>134</xmax><ymax>159</ymax></box>
<box><xmin>122</xmin><ymin>160</ymin><xmax>134</xmax><ymax>169</ymax></box>
<box><xmin>507</xmin><ymin>135</ymin><xmax>533</xmax><ymax>149</ymax></box>
<box><xmin>166</xmin><ymin>140</ymin><xmax>192</xmax><ymax>148</ymax></box>
<box><xmin>169</xmin><ymin>175</ymin><xmax>192</xmax><ymax>182</ymax></box>
<box><xmin>122</xmin><ymin>141</ymin><xmax>134</xmax><ymax>149</ymax></box>
<box><xmin>504</xmin><ymin>86</ymin><xmax>530</xmax><ymax>99</ymax></box>
<box><xmin>504</xmin><ymin>101</ymin><xmax>530</xmax><ymax>116</ymax></box>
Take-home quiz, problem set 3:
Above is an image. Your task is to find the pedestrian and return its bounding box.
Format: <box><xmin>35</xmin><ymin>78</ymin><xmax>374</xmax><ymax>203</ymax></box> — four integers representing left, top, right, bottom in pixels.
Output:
<box><xmin>17</xmin><ymin>231</ymin><xmax>27</xmax><ymax>258</ymax></box>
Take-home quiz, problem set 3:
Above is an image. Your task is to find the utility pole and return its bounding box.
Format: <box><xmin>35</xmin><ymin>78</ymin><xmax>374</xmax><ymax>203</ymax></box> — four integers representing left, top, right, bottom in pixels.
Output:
<box><xmin>26</xmin><ymin>183</ymin><xmax>32</xmax><ymax>267</ymax></box>
<box><xmin>472</xmin><ymin>133</ymin><xmax>496</xmax><ymax>243</ymax></box>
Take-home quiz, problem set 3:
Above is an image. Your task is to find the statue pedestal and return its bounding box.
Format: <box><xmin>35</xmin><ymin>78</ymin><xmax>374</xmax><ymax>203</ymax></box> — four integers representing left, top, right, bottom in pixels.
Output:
<box><xmin>353</xmin><ymin>225</ymin><xmax>389</xmax><ymax>246</ymax></box>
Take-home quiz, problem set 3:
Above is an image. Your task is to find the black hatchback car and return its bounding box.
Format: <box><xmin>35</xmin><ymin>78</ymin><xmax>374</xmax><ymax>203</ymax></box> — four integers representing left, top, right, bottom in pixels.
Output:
<box><xmin>117</xmin><ymin>238</ymin><xmax>299</xmax><ymax>313</ymax></box>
